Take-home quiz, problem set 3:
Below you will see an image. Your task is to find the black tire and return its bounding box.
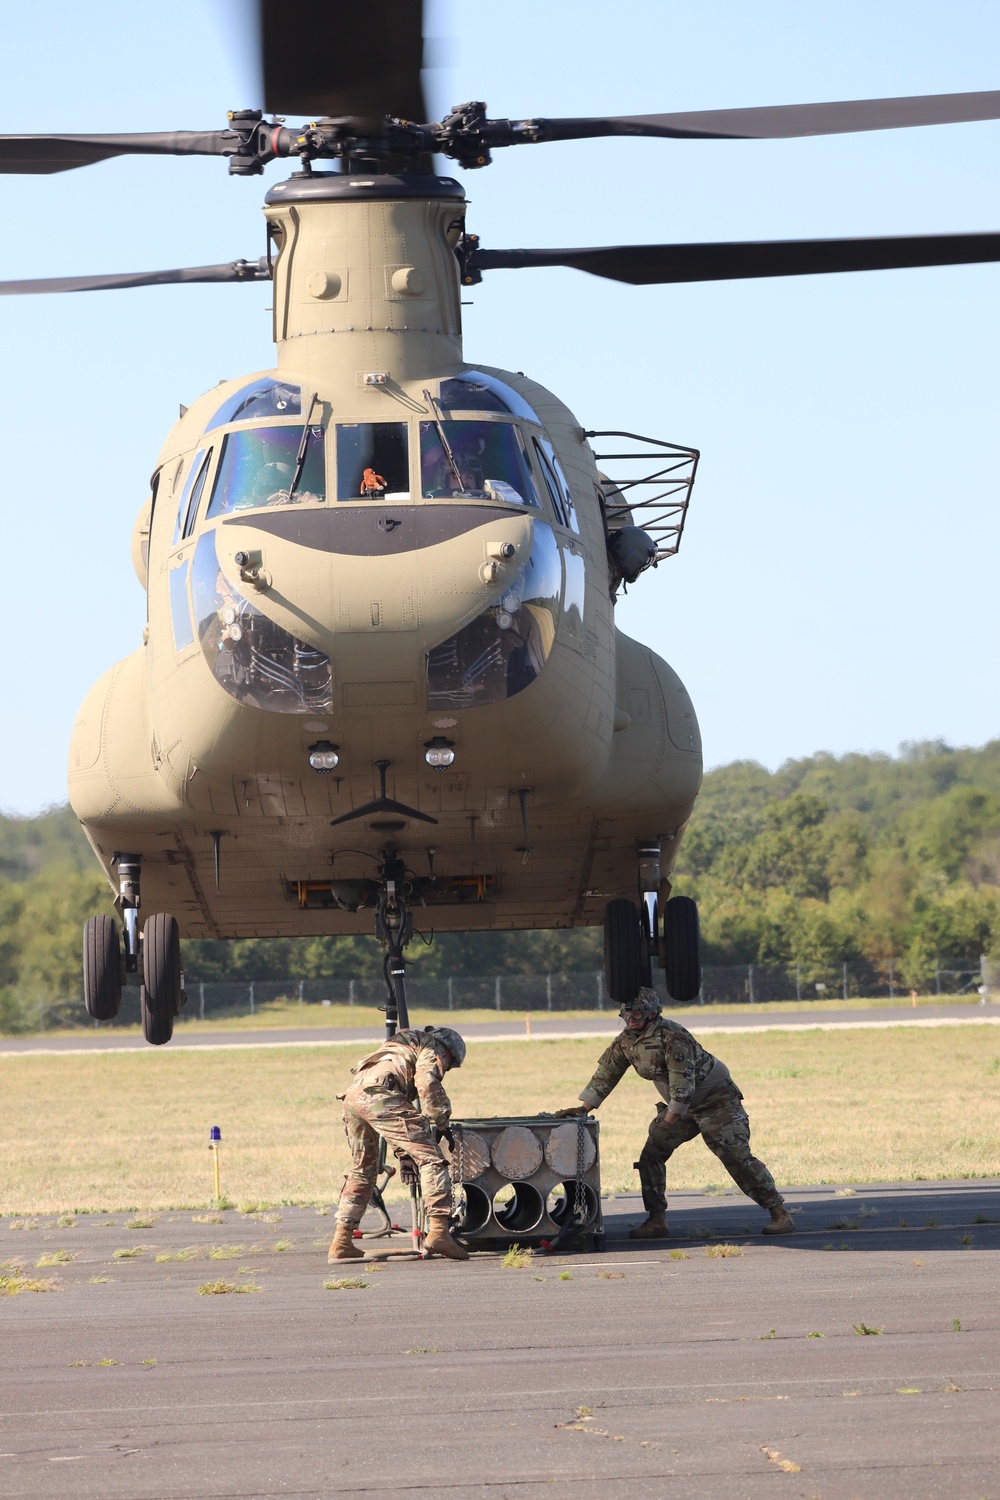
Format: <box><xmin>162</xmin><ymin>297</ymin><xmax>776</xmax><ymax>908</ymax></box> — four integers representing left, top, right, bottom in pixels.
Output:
<box><xmin>83</xmin><ymin>915</ymin><xmax>122</xmax><ymax>1021</ymax></box>
<box><xmin>604</xmin><ymin>898</ymin><xmax>643</xmax><ymax>1004</ymax></box>
<box><xmin>662</xmin><ymin>895</ymin><xmax>701</xmax><ymax>1002</ymax></box>
<box><xmin>141</xmin><ymin>912</ymin><xmax>180</xmax><ymax>1046</ymax></box>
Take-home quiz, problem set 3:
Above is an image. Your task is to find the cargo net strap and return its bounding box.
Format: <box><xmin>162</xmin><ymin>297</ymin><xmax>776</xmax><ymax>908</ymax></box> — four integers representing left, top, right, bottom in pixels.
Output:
<box><xmin>586</xmin><ymin>430</ymin><xmax>699</xmax><ymax>562</ymax></box>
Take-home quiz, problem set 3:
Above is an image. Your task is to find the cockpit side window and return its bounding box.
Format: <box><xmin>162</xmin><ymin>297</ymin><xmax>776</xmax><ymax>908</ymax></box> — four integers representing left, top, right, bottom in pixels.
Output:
<box><xmin>532</xmin><ymin>439</ymin><xmax>568</xmax><ymax>527</ymax></box>
<box><xmin>335</xmin><ymin>423</ymin><xmax>409</xmax><ymax>501</ymax></box>
<box><xmin>533</xmin><ymin>437</ymin><xmax>579</xmax><ymax>533</ymax></box>
<box><xmin>205</xmin><ymin>424</ymin><xmax>326</xmax><ymax>518</ymax></box>
<box><xmin>419</xmin><ymin>420</ymin><xmax>540</xmax><ymax>507</ymax></box>
<box><xmin>172</xmin><ymin>449</ymin><xmax>212</xmax><ymax>546</ymax></box>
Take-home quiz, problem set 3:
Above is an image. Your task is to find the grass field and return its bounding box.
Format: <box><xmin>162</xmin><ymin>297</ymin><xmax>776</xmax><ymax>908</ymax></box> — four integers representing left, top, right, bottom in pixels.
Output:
<box><xmin>47</xmin><ymin>991</ymin><xmax>984</xmax><ymax>1038</ymax></box>
<box><xmin>1</xmin><ymin>1024</ymin><xmax>998</xmax><ymax>1215</ymax></box>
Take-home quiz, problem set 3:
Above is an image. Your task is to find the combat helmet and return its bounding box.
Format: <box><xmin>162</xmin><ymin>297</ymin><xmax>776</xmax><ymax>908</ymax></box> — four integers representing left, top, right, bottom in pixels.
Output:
<box><xmin>424</xmin><ymin>1024</ymin><xmax>466</xmax><ymax>1067</ymax></box>
<box><xmin>619</xmin><ymin>986</ymin><xmax>662</xmax><ymax>1026</ymax></box>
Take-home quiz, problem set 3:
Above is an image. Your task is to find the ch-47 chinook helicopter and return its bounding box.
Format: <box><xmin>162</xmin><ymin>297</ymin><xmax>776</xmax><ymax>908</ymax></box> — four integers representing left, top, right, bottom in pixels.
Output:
<box><xmin>4</xmin><ymin>4</ymin><xmax>1000</xmax><ymax>1046</ymax></box>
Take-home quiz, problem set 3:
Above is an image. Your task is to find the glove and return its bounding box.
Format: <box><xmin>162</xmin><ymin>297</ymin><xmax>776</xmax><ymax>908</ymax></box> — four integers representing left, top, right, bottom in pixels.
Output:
<box><xmin>436</xmin><ymin>1126</ymin><xmax>456</xmax><ymax>1150</ymax></box>
<box><xmin>553</xmin><ymin>1104</ymin><xmax>589</xmax><ymax>1118</ymax></box>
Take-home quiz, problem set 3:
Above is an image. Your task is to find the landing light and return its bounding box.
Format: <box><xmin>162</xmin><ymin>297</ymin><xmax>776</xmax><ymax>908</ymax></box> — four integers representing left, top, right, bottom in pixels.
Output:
<box><xmin>308</xmin><ymin>740</ymin><xmax>340</xmax><ymax>773</ymax></box>
<box><xmin>424</xmin><ymin>736</ymin><xmax>456</xmax><ymax>769</ymax></box>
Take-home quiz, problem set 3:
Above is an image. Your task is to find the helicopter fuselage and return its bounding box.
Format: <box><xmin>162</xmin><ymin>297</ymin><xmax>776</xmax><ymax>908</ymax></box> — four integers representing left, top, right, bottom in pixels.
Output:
<box><xmin>68</xmin><ymin>173</ymin><xmax>702</xmax><ymax>938</ymax></box>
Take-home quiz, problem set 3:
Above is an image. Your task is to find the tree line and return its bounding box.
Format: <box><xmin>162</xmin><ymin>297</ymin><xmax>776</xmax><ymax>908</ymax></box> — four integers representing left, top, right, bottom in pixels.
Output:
<box><xmin>1</xmin><ymin>738</ymin><xmax>997</xmax><ymax>1029</ymax></box>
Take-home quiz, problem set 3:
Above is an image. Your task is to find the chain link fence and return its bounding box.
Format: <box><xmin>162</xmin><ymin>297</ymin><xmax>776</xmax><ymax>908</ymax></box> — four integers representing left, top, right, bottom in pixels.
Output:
<box><xmin>63</xmin><ymin>954</ymin><xmax>996</xmax><ymax>1030</ymax></box>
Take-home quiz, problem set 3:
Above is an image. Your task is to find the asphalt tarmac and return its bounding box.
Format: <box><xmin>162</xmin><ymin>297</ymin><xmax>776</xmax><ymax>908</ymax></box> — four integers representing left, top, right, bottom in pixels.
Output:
<box><xmin>2</xmin><ymin>1179</ymin><xmax>998</xmax><ymax>1498</ymax></box>
<box><xmin>1</xmin><ymin>1002</ymin><xmax>995</xmax><ymax>1054</ymax></box>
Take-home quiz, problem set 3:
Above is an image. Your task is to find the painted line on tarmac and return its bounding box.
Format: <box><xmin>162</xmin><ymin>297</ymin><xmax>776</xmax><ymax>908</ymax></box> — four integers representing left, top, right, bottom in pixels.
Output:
<box><xmin>0</xmin><ymin>1012</ymin><xmax>998</xmax><ymax>1058</ymax></box>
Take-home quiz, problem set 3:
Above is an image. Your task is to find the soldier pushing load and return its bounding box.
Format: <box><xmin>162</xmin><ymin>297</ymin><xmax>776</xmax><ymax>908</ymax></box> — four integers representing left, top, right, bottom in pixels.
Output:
<box><xmin>329</xmin><ymin>1024</ymin><xmax>470</xmax><ymax>1262</ymax></box>
<box><xmin>555</xmin><ymin>988</ymin><xmax>794</xmax><ymax>1238</ymax></box>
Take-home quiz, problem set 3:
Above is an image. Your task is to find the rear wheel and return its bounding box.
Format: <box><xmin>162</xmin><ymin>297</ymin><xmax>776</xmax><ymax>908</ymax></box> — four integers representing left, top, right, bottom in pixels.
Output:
<box><xmin>604</xmin><ymin>899</ymin><xmax>643</xmax><ymax>1004</ymax></box>
<box><xmin>662</xmin><ymin>895</ymin><xmax>701</xmax><ymax>1002</ymax></box>
<box><xmin>83</xmin><ymin>915</ymin><xmax>122</xmax><ymax>1021</ymax></box>
<box><xmin>141</xmin><ymin>913</ymin><xmax>180</xmax><ymax>1046</ymax></box>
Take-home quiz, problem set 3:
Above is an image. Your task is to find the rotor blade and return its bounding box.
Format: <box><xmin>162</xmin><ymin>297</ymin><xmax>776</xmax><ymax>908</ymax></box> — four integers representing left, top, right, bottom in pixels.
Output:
<box><xmin>0</xmin><ymin>131</ymin><xmax>236</xmax><ymax>175</ymax></box>
<box><xmin>523</xmin><ymin>90</ymin><xmax>1000</xmax><ymax>144</ymax></box>
<box><xmin>260</xmin><ymin>0</ymin><xmax>426</xmax><ymax>127</ymax></box>
<box><xmin>472</xmin><ymin>232</ymin><xmax>1000</xmax><ymax>286</ymax></box>
<box><xmin>0</xmin><ymin>258</ymin><xmax>269</xmax><ymax>296</ymax></box>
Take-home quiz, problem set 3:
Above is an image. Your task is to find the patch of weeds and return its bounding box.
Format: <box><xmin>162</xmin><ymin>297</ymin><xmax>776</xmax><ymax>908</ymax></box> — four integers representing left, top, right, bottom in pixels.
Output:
<box><xmin>857</xmin><ymin>1205</ymin><xmax>879</xmax><ymax>1219</ymax></box>
<box><xmin>56</xmin><ymin>1216</ymin><xmax>77</xmax><ymax>1229</ymax></box>
<box><xmin>941</xmin><ymin>1379</ymin><xmax>962</xmax><ymax>1393</ymax></box>
<box><xmin>88</xmin><ymin>1275</ymin><xmax>110</xmax><ymax>1284</ymax></box>
<box><xmin>705</xmin><ymin>1243</ymin><xmax>742</xmax><ymax>1258</ymax></box>
<box><xmin>668</xmin><ymin>1249</ymin><xmax>689</xmax><ymax>1260</ymax></box>
<box><xmin>759</xmin><ymin>1329</ymin><xmax>777</xmax><ymax>1340</ymax></box>
<box><xmin>807</xmin><ymin>1331</ymin><xmax>825</xmax><ymax>1338</ymax></box>
<box><xmin>974</xmin><ymin>1214</ymin><xmax>998</xmax><ymax>1224</ymax></box>
<box><xmin>852</xmin><ymin>1322</ymin><xmax>883</xmax><ymax>1336</ymax></box>
<box><xmin>500</xmin><ymin>1244</ymin><xmax>533</xmax><ymax>1269</ymax></box>
<box><xmin>273</xmin><ymin>1239</ymin><xmax>293</xmax><ymax>1252</ymax></box>
<box><xmin>198</xmin><ymin>1280</ymin><xmax>242</xmax><ymax>1294</ymax></box>
<box><xmin>315</xmin><ymin>1206</ymin><xmax>330</xmax><ymax>1217</ymax></box>
<box><xmin>823</xmin><ymin>1242</ymin><xmax>851</xmax><ymax>1251</ymax></box>
<box><xmin>913</xmin><ymin>1258</ymin><xmax>923</xmax><ymax>1266</ymax></box>
<box><xmin>112</xmin><ymin>1247</ymin><xmax>145</xmax><ymax>1259</ymax></box>
<box><xmin>259</xmin><ymin>1212</ymin><xmax>283</xmax><ymax>1224</ymax></box>
<box><xmin>532</xmin><ymin>1275</ymin><xmax>545</xmax><ymax>1282</ymax></box>
<box><xmin>701</xmin><ymin>1183</ymin><xmax>726</xmax><ymax>1197</ymax></box>
<box><xmin>207</xmin><ymin>1244</ymin><xmax>246</xmax><ymax>1260</ymax></box>
<box><xmin>693</xmin><ymin>1223</ymin><xmax>714</xmax><ymax>1239</ymax></box>
<box><xmin>952</xmin><ymin>1318</ymin><xmax>962</xmax><ymax>1332</ymax></box>
<box><xmin>842</xmin><ymin>1389</ymin><xmax>861</xmax><ymax>1397</ymax></box>
<box><xmin>959</xmin><ymin>1232</ymin><xmax>974</xmax><ymax>1246</ymax></box>
<box><xmin>97</xmin><ymin>1357</ymin><xmax>121</xmax><ymax>1367</ymax></box>
<box><xmin>324</xmin><ymin>1278</ymin><xmax>369</xmax><ymax>1291</ymax></box>
<box><xmin>36</xmin><ymin>1250</ymin><xmax>75</xmax><ymax>1267</ymax></box>
<box><xmin>237</xmin><ymin>1201</ymin><xmax>275</xmax><ymax>1215</ymax></box>
<box><xmin>155</xmin><ymin>1249</ymin><xmax>198</xmax><ymax>1263</ymax></box>
<box><xmin>126</xmin><ymin>1217</ymin><xmax>156</xmax><ymax>1230</ymax></box>
<box><xmin>830</xmin><ymin>1217</ymin><xmax>858</xmax><ymax>1231</ymax></box>
<box><xmin>8</xmin><ymin>1219</ymin><xmax>38</xmax><ymax>1231</ymax></box>
<box><xmin>0</xmin><ymin>1262</ymin><xmax>58</xmax><ymax>1295</ymax></box>
<box><xmin>558</xmin><ymin>1271</ymin><xmax>572</xmax><ymax>1281</ymax></box>
<box><xmin>141</xmin><ymin>1358</ymin><xmax>157</xmax><ymax>1365</ymax></box>
<box><xmin>192</xmin><ymin>1214</ymin><xmax>222</xmax><ymax>1224</ymax></box>
<box><xmin>898</xmin><ymin>1216</ymin><xmax>909</xmax><ymax>1227</ymax></box>
<box><xmin>835</xmin><ymin>1188</ymin><xmax>856</xmax><ymax>1198</ymax></box>
<box><xmin>597</xmin><ymin>1270</ymin><xmax>625</xmax><ymax>1279</ymax></box>
<box><xmin>214</xmin><ymin>1197</ymin><xmax>235</xmax><ymax>1211</ymax></box>
<box><xmin>404</xmin><ymin>1347</ymin><xmax>439</xmax><ymax>1355</ymax></box>
<box><xmin>896</xmin><ymin>1386</ymin><xmax>921</xmax><ymax>1395</ymax></box>
<box><xmin>67</xmin><ymin>1361</ymin><xmax>88</xmax><ymax>1368</ymax></box>
<box><xmin>925</xmin><ymin>1216</ymin><xmax>939</xmax><ymax>1228</ymax></box>
<box><xmin>760</xmin><ymin>1446</ymin><xmax>800</xmax><ymax>1474</ymax></box>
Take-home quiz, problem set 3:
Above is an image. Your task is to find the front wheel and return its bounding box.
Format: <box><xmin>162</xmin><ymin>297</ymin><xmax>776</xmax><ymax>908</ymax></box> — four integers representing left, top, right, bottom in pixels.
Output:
<box><xmin>604</xmin><ymin>899</ymin><xmax>643</xmax><ymax>1004</ymax></box>
<box><xmin>662</xmin><ymin>895</ymin><xmax>701</xmax><ymax>1002</ymax></box>
<box><xmin>83</xmin><ymin>915</ymin><xmax>122</xmax><ymax>1021</ymax></box>
<box><xmin>141</xmin><ymin>913</ymin><xmax>180</xmax><ymax>1046</ymax></box>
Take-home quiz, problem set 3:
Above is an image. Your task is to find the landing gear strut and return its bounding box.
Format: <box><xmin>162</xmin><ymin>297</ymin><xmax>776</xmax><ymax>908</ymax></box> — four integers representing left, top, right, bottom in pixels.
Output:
<box><xmin>374</xmin><ymin>847</ymin><xmax>412</xmax><ymax>1038</ymax></box>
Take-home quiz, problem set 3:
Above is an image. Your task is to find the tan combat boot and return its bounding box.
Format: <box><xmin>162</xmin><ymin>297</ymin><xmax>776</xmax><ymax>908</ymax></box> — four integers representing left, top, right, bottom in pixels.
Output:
<box><xmin>328</xmin><ymin>1223</ymin><xmax>365</xmax><ymax>1262</ymax></box>
<box><xmin>424</xmin><ymin>1217</ymin><xmax>470</xmax><ymax>1260</ymax></box>
<box><xmin>628</xmin><ymin>1213</ymin><xmax>670</xmax><ymax>1239</ymax></box>
<box><xmin>761</xmin><ymin>1203</ymin><xmax>795</xmax><ymax>1236</ymax></box>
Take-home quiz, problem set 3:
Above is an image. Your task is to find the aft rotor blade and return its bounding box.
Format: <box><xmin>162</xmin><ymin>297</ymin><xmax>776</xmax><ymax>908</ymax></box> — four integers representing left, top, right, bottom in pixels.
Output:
<box><xmin>472</xmin><ymin>232</ymin><xmax>1000</xmax><ymax>286</ymax></box>
<box><xmin>0</xmin><ymin>258</ymin><xmax>270</xmax><ymax>295</ymax></box>
<box><xmin>260</xmin><ymin>0</ymin><xmax>426</xmax><ymax>127</ymax></box>
<box><xmin>0</xmin><ymin>131</ymin><xmax>237</xmax><ymax>175</ymax></box>
<box><xmin>524</xmin><ymin>90</ymin><xmax>1000</xmax><ymax>144</ymax></box>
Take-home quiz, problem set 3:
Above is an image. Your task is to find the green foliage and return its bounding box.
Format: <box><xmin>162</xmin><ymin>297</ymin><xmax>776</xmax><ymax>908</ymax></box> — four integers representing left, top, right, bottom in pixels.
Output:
<box><xmin>674</xmin><ymin>740</ymin><xmax>1000</xmax><ymax>985</ymax></box>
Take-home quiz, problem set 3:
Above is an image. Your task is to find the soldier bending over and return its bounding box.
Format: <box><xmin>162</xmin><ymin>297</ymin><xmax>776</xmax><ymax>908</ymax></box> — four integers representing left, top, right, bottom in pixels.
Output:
<box><xmin>556</xmin><ymin>988</ymin><xmax>793</xmax><ymax>1238</ymax></box>
<box><xmin>330</xmin><ymin>1025</ymin><xmax>470</xmax><ymax>1262</ymax></box>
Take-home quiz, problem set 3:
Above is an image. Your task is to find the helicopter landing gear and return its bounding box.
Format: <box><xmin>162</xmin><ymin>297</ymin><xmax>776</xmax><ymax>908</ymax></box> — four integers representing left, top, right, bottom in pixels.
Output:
<box><xmin>374</xmin><ymin>848</ymin><xmax>413</xmax><ymax>1039</ymax></box>
<box><xmin>114</xmin><ymin>853</ymin><xmax>142</xmax><ymax>977</ymax></box>
<box><xmin>603</xmin><ymin>898</ymin><xmax>644</xmax><ymax>1004</ymax></box>
<box><xmin>82</xmin><ymin>915</ymin><xmax>122</xmax><ymax>1021</ymax></box>
<box><xmin>660</xmin><ymin>895</ymin><xmax>701</xmax><ymax>1002</ymax></box>
<box><xmin>141</xmin><ymin>912</ymin><xmax>183</xmax><ymax>1046</ymax></box>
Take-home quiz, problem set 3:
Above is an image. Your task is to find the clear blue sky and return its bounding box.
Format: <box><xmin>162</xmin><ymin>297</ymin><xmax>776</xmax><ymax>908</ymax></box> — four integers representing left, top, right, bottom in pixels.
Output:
<box><xmin>0</xmin><ymin>1</ymin><xmax>997</xmax><ymax>813</ymax></box>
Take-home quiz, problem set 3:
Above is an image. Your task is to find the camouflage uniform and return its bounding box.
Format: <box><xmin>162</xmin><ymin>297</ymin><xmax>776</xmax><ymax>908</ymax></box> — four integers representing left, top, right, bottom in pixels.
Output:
<box><xmin>579</xmin><ymin>1017</ymin><xmax>782</xmax><ymax>1215</ymax></box>
<box><xmin>336</xmin><ymin>1028</ymin><xmax>454</xmax><ymax>1227</ymax></box>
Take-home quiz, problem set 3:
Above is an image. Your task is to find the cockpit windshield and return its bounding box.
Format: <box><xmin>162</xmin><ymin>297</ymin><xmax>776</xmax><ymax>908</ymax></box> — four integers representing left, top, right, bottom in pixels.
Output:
<box><xmin>205</xmin><ymin>379</ymin><xmax>301</xmax><ymax>431</ymax></box>
<box><xmin>335</xmin><ymin>423</ymin><xmax>409</xmax><ymax>500</ymax></box>
<box><xmin>419</xmin><ymin>421</ymin><xmax>540</xmax><ymax>507</ymax></box>
<box><xmin>437</xmin><ymin>371</ymin><xmax>541</xmax><ymax>424</ymax></box>
<box><xmin>205</xmin><ymin>424</ymin><xmax>325</xmax><ymax>518</ymax></box>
